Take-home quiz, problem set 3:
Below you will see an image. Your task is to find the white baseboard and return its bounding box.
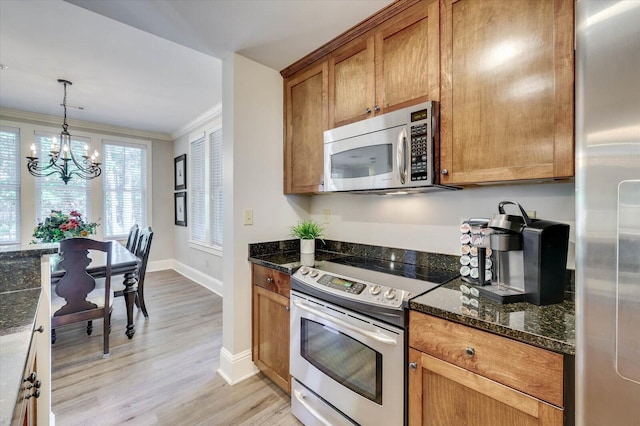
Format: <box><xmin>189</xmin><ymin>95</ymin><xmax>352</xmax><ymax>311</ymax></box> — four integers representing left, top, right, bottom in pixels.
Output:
<box><xmin>218</xmin><ymin>347</ymin><xmax>259</xmax><ymax>385</ymax></box>
<box><xmin>147</xmin><ymin>259</ymin><xmax>173</xmax><ymax>273</ymax></box>
<box><xmin>167</xmin><ymin>260</ymin><xmax>223</xmax><ymax>297</ymax></box>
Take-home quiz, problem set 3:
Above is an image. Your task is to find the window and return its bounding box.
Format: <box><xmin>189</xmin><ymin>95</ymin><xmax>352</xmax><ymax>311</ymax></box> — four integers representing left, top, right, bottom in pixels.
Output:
<box><xmin>190</xmin><ymin>126</ymin><xmax>223</xmax><ymax>248</ymax></box>
<box><xmin>0</xmin><ymin>126</ymin><xmax>21</xmax><ymax>244</ymax></box>
<box><xmin>103</xmin><ymin>140</ymin><xmax>148</xmax><ymax>238</ymax></box>
<box><xmin>209</xmin><ymin>129</ymin><xmax>223</xmax><ymax>246</ymax></box>
<box><xmin>35</xmin><ymin>131</ymin><xmax>91</xmax><ymax>223</ymax></box>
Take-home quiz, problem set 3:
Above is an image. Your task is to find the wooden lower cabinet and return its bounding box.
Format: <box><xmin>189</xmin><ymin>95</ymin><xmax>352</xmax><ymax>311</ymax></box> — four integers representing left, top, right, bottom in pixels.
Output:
<box><xmin>251</xmin><ymin>264</ymin><xmax>291</xmax><ymax>394</ymax></box>
<box><xmin>409</xmin><ymin>311</ymin><xmax>568</xmax><ymax>426</ymax></box>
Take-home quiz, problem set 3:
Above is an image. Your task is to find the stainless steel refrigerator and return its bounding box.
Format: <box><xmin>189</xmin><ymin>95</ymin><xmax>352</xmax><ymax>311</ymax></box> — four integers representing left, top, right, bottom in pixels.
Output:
<box><xmin>575</xmin><ymin>1</ymin><xmax>640</xmax><ymax>424</ymax></box>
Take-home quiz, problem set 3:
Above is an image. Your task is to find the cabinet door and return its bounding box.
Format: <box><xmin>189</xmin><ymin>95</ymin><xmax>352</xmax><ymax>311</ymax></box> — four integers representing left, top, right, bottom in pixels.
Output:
<box><xmin>375</xmin><ymin>0</ymin><xmax>440</xmax><ymax>113</ymax></box>
<box><xmin>329</xmin><ymin>37</ymin><xmax>375</xmax><ymax>128</ymax></box>
<box><xmin>284</xmin><ymin>61</ymin><xmax>328</xmax><ymax>194</ymax></box>
<box><xmin>408</xmin><ymin>349</ymin><xmax>564</xmax><ymax>426</ymax></box>
<box><xmin>439</xmin><ymin>0</ymin><xmax>574</xmax><ymax>185</ymax></box>
<box><xmin>252</xmin><ymin>285</ymin><xmax>291</xmax><ymax>394</ymax></box>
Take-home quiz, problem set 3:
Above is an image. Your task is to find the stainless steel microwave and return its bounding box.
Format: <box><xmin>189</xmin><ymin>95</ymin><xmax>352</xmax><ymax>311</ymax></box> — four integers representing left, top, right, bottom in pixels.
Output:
<box><xmin>323</xmin><ymin>101</ymin><xmax>450</xmax><ymax>193</ymax></box>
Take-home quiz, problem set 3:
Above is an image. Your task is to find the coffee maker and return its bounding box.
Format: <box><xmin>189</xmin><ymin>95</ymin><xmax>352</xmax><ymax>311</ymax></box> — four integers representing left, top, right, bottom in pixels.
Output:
<box><xmin>477</xmin><ymin>201</ymin><xmax>570</xmax><ymax>305</ymax></box>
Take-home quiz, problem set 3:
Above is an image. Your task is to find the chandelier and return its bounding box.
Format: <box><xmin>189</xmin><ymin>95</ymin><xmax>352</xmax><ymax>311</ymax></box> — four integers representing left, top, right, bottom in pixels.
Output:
<box><xmin>26</xmin><ymin>79</ymin><xmax>101</xmax><ymax>185</ymax></box>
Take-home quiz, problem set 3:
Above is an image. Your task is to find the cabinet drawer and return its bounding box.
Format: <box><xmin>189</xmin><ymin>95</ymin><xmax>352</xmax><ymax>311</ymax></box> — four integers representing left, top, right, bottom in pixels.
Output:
<box><xmin>409</xmin><ymin>311</ymin><xmax>564</xmax><ymax>407</ymax></box>
<box><xmin>252</xmin><ymin>264</ymin><xmax>291</xmax><ymax>298</ymax></box>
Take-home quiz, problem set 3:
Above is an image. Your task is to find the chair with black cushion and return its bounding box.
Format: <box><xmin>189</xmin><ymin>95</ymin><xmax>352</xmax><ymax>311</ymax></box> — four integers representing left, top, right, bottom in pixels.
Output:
<box><xmin>51</xmin><ymin>238</ymin><xmax>114</xmax><ymax>358</ymax></box>
<box><xmin>125</xmin><ymin>224</ymin><xmax>139</xmax><ymax>253</ymax></box>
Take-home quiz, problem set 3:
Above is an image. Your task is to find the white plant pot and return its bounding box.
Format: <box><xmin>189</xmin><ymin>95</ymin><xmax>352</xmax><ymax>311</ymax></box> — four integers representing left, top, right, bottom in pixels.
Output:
<box><xmin>300</xmin><ymin>239</ymin><xmax>315</xmax><ymax>266</ymax></box>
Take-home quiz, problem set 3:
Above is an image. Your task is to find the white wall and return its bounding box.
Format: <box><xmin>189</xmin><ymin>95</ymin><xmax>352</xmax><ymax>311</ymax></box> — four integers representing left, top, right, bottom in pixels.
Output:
<box><xmin>172</xmin><ymin>110</ymin><xmax>225</xmax><ymax>294</ymax></box>
<box><xmin>219</xmin><ymin>54</ymin><xmax>309</xmax><ymax>384</ymax></box>
<box><xmin>310</xmin><ymin>181</ymin><xmax>576</xmax><ymax>267</ymax></box>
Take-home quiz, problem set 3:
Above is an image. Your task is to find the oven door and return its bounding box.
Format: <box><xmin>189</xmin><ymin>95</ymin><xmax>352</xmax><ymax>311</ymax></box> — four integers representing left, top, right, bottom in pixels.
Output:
<box><xmin>290</xmin><ymin>291</ymin><xmax>404</xmax><ymax>426</ymax></box>
<box><xmin>324</xmin><ymin>125</ymin><xmax>407</xmax><ymax>192</ymax></box>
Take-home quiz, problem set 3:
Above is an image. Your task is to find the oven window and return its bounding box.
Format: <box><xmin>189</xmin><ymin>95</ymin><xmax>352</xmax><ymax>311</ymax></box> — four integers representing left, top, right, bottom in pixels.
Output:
<box><xmin>330</xmin><ymin>144</ymin><xmax>393</xmax><ymax>179</ymax></box>
<box><xmin>300</xmin><ymin>318</ymin><xmax>383</xmax><ymax>404</ymax></box>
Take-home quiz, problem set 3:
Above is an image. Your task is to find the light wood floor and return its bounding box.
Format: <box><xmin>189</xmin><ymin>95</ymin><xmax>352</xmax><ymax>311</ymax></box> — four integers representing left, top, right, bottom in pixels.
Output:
<box><xmin>51</xmin><ymin>269</ymin><xmax>301</xmax><ymax>426</ymax></box>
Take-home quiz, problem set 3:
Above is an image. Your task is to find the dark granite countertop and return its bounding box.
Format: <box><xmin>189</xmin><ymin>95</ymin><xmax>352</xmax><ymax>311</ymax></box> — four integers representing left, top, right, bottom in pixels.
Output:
<box><xmin>0</xmin><ymin>248</ymin><xmax>54</xmax><ymax>426</ymax></box>
<box><xmin>248</xmin><ymin>239</ymin><xmax>576</xmax><ymax>357</ymax></box>
<box><xmin>410</xmin><ymin>278</ymin><xmax>575</xmax><ymax>355</ymax></box>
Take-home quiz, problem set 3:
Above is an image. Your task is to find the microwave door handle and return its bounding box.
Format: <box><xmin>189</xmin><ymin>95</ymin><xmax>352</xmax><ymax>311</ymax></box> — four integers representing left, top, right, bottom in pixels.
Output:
<box><xmin>397</xmin><ymin>128</ymin><xmax>407</xmax><ymax>184</ymax></box>
<box><xmin>292</xmin><ymin>300</ymin><xmax>398</xmax><ymax>345</ymax></box>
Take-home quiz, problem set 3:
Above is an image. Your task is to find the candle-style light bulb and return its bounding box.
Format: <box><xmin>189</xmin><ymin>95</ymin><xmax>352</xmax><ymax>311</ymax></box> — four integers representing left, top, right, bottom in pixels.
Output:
<box><xmin>30</xmin><ymin>143</ymin><xmax>37</xmax><ymax>157</ymax></box>
<box><xmin>51</xmin><ymin>137</ymin><xmax>58</xmax><ymax>152</ymax></box>
<box><xmin>93</xmin><ymin>150</ymin><xmax>99</xmax><ymax>158</ymax></box>
<box><xmin>84</xmin><ymin>144</ymin><xmax>89</xmax><ymax>156</ymax></box>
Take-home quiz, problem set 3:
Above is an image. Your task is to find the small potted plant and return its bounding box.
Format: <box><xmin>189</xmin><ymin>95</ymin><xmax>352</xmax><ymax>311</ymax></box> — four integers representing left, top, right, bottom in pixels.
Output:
<box><xmin>289</xmin><ymin>219</ymin><xmax>324</xmax><ymax>266</ymax></box>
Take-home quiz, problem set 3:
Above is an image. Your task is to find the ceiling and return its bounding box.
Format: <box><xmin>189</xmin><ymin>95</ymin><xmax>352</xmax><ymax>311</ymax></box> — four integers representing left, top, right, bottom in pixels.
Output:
<box><xmin>0</xmin><ymin>0</ymin><xmax>391</xmax><ymax>136</ymax></box>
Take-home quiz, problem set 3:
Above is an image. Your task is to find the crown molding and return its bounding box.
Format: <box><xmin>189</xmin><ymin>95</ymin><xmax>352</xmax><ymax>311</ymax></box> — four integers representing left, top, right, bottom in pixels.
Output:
<box><xmin>171</xmin><ymin>103</ymin><xmax>222</xmax><ymax>140</ymax></box>
<box><xmin>0</xmin><ymin>107</ymin><xmax>173</xmax><ymax>141</ymax></box>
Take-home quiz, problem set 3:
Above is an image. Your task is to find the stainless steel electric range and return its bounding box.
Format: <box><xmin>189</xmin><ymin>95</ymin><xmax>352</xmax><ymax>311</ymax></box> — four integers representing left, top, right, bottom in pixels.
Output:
<box><xmin>289</xmin><ymin>256</ymin><xmax>458</xmax><ymax>426</ymax></box>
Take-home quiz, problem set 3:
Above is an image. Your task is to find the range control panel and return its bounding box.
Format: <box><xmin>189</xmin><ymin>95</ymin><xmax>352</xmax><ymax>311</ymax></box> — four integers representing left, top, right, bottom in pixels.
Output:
<box><xmin>293</xmin><ymin>266</ymin><xmax>408</xmax><ymax>309</ymax></box>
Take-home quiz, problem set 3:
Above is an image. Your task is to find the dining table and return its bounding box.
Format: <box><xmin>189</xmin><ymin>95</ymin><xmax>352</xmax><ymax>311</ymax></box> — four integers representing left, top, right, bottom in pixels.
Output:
<box><xmin>50</xmin><ymin>240</ymin><xmax>140</xmax><ymax>339</ymax></box>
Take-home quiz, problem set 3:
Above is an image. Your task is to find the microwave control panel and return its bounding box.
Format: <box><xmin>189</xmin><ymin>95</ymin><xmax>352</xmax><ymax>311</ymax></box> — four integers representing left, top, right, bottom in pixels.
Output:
<box><xmin>409</xmin><ymin>111</ymin><xmax>431</xmax><ymax>181</ymax></box>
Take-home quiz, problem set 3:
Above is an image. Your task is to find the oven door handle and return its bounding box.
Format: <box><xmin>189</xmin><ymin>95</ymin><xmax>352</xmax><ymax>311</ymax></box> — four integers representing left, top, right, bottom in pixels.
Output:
<box><xmin>293</xmin><ymin>300</ymin><xmax>398</xmax><ymax>345</ymax></box>
<box><xmin>293</xmin><ymin>388</ymin><xmax>333</xmax><ymax>426</ymax></box>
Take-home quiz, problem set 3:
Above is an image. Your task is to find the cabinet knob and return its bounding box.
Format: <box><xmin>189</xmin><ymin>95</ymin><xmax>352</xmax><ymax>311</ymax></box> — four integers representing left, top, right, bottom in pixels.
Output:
<box><xmin>465</xmin><ymin>347</ymin><xmax>475</xmax><ymax>356</ymax></box>
<box><xmin>441</xmin><ymin>169</ymin><xmax>449</xmax><ymax>176</ymax></box>
<box><xmin>285</xmin><ymin>306</ymin><xmax>290</xmax><ymax>312</ymax></box>
<box><xmin>409</xmin><ymin>362</ymin><xmax>417</xmax><ymax>370</ymax></box>
<box><xmin>23</xmin><ymin>372</ymin><xmax>37</xmax><ymax>383</ymax></box>
<box><xmin>365</xmin><ymin>107</ymin><xmax>372</xmax><ymax>114</ymax></box>
<box><xmin>26</xmin><ymin>389</ymin><xmax>40</xmax><ymax>399</ymax></box>
<box><xmin>266</xmin><ymin>277</ymin><xmax>274</xmax><ymax>284</ymax></box>
<box><xmin>374</xmin><ymin>105</ymin><xmax>380</xmax><ymax>112</ymax></box>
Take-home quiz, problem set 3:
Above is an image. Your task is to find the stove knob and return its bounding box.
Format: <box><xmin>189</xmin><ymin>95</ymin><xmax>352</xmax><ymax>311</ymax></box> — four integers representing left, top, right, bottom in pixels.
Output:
<box><xmin>370</xmin><ymin>285</ymin><xmax>381</xmax><ymax>295</ymax></box>
<box><xmin>310</xmin><ymin>269</ymin><xmax>319</xmax><ymax>278</ymax></box>
<box><xmin>384</xmin><ymin>288</ymin><xmax>396</xmax><ymax>300</ymax></box>
<box><xmin>299</xmin><ymin>267</ymin><xmax>310</xmax><ymax>275</ymax></box>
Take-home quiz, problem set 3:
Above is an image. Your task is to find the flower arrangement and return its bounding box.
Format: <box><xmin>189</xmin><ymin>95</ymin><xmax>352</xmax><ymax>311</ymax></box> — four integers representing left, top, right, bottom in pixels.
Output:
<box><xmin>31</xmin><ymin>210</ymin><xmax>99</xmax><ymax>243</ymax></box>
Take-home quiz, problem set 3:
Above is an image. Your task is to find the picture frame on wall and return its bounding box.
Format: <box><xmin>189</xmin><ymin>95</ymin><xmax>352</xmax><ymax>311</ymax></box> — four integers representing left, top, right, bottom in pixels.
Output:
<box><xmin>175</xmin><ymin>192</ymin><xmax>187</xmax><ymax>226</ymax></box>
<box><xmin>174</xmin><ymin>154</ymin><xmax>187</xmax><ymax>190</ymax></box>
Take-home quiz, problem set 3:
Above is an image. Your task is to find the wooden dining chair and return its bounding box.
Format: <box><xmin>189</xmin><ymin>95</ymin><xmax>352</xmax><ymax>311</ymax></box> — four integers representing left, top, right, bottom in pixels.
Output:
<box><xmin>125</xmin><ymin>224</ymin><xmax>139</xmax><ymax>253</ymax></box>
<box><xmin>133</xmin><ymin>226</ymin><xmax>154</xmax><ymax>317</ymax></box>
<box><xmin>51</xmin><ymin>238</ymin><xmax>114</xmax><ymax>358</ymax></box>
<box><xmin>107</xmin><ymin>226</ymin><xmax>154</xmax><ymax>317</ymax></box>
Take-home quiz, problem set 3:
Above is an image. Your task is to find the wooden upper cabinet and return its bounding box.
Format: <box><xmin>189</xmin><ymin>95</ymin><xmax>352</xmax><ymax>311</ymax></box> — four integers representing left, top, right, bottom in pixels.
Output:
<box><xmin>439</xmin><ymin>0</ymin><xmax>575</xmax><ymax>185</ymax></box>
<box><xmin>284</xmin><ymin>61</ymin><xmax>328</xmax><ymax>194</ymax></box>
<box><xmin>328</xmin><ymin>0</ymin><xmax>439</xmax><ymax>129</ymax></box>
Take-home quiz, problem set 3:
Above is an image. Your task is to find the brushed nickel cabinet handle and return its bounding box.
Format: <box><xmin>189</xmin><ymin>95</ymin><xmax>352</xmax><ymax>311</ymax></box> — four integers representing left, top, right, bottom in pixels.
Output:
<box><xmin>441</xmin><ymin>169</ymin><xmax>449</xmax><ymax>176</ymax></box>
<box><xmin>285</xmin><ymin>306</ymin><xmax>290</xmax><ymax>312</ymax></box>
<box><xmin>365</xmin><ymin>107</ymin><xmax>372</xmax><ymax>114</ymax></box>
<box><xmin>465</xmin><ymin>347</ymin><xmax>475</xmax><ymax>356</ymax></box>
<box><xmin>266</xmin><ymin>277</ymin><xmax>274</xmax><ymax>284</ymax></box>
<box><xmin>374</xmin><ymin>105</ymin><xmax>380</xmax><ymax>112</ymax></box>
<box><xmin>409</xmin><ymin>362</ymin><xmax>417</xmax><ymax>370</ymax></box>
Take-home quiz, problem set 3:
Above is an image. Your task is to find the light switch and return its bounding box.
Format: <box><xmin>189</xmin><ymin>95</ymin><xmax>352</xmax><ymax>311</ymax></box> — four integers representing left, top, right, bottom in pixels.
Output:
<box><xmin>323</xmin><ymin>209</ymin><xmax>331</xmax><ymax>224</ymax></box>
<box><xmin>244</xmin><ymin>209</ymin><xmax>253</xmax><ymax>225</ymax></box>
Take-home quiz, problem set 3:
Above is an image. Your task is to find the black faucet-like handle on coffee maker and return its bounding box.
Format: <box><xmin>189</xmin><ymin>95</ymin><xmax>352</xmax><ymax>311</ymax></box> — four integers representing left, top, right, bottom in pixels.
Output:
<box><xmin>498</xmin><ymin>201</ymin><xmax>533</xmax><ymax>227</ymax></box>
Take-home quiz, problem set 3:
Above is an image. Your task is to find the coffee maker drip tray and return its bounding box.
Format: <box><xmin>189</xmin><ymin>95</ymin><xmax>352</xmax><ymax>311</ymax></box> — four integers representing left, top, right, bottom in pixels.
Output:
<box><xmin>477</xmin><ymin>284</ymin><xmax>527</xmax><ymax>304</ymax></box>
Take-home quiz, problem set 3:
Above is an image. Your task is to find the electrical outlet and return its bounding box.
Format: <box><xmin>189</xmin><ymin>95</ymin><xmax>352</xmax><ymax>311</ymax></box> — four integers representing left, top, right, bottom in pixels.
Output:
<box><xmin>323</xmin><ymin>209</ymin><xmax>331</xmax><ymax>224</ymax></box>
<box><xmin>243</xmin><ymin>209</ymin><xmax>253</xmax><ymax>225</ymax></box>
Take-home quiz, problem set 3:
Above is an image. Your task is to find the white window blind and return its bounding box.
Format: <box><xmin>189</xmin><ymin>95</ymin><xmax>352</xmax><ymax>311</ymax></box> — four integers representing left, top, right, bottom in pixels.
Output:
<box><xmin>103</xmin><ymin>141</ymin><xmax>147</xmax><ymax>238</ymax></box>
<box><xmin>190</xmin><ymin>136</ymin><xmax>206</xmax><ymax>242</ymax></box>
<box><xmin>209</xmin><ymin>128</ymin><xmax>223</xmax><ymax>246</ymax></box>
<box><xmin>0</xmin><ymin>126</ymin><xmax>21</xmax><ymax>244</ymax></box>
<box><xmin>35</xmin><ymin>132</ymin><xmax>91</xmax><ymax>223</ymax></box>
